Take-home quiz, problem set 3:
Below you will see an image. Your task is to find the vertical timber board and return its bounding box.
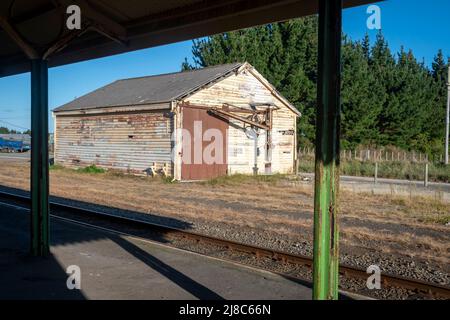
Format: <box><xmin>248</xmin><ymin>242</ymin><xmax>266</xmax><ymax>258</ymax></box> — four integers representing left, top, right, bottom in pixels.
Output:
<box><xmin>313</xmin><ymin>0</ymin><xmax>342</xmax><ymax>300</ymax></box>
<box><xmin>271</xmin><ymin>107</ymin><xmax>296</xmax><ymax>174</ymax></box>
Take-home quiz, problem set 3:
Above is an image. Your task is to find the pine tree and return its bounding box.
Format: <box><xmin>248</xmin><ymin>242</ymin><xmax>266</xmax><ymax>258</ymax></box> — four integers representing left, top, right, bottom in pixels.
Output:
<box><xmin>341</xmin><ymin>37</ymin><xmax>380</xmax><ymax>149</ymax></box>
<box><xmin>429</xmin><ymin>50</ymin><xmax>449</xmax><ymax>155</ymax></box>
<box><xmin>182</xmin><ymin>21</ymin><xmax>447</xmax><ymax>154</ymax></box>
<box><xmin>183</xmin><ymin>17</ymin><xmax>318</xmax><ymax>145</ymax></box>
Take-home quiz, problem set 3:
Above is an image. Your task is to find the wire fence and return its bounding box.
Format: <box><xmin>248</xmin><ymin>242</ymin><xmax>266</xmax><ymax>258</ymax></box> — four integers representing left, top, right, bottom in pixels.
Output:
<box><xmin>297</xmin><ymin>147</ymin><xmax>450</xmax><ymax>184</ymax></box>
<box><xmin>298</xmin><ymin>147</ymin><xmax>446</xmax><ymax>164</ymax></box>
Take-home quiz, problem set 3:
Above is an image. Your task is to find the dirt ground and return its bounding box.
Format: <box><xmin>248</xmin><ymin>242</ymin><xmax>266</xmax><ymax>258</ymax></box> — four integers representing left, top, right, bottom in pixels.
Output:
<box><xmin>0</xmin><ymin>159</ymin><xmax>448</xmax><ymax>283</ymax></box>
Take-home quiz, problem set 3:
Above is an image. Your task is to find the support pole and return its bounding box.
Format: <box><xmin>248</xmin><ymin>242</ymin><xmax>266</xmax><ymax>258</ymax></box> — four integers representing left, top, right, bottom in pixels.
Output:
<box><xmin>313</xmin><ymin>0</ymin><xmax>342</xmax><ymax>300</ymax></box>
<box><xmin>30</xmin><ymin>59</ymin><xmax>50</xmax><ymax>256</ymax></box>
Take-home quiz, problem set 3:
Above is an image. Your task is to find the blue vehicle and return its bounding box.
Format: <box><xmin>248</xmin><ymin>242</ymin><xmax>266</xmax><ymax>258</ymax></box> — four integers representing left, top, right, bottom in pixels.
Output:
<box><xmin>0</xmin><ymin>138</ymin><xmax>29</xmax><ymax>153</ymax></box>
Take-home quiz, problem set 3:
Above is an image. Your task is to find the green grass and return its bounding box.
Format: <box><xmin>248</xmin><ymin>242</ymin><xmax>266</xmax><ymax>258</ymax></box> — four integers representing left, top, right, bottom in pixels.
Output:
<box><xmin>391</xmin><ymin>197</ymin><xmax>450</xmax><ymax>225</ymax></box>
<box><xmin>299</xmin><ymin>158</ymin><xmax>450</xmax><ymax>183</ymax></box>
<box><xmin>203</xmin><ymin>173</ymin><xmax>287</xmax><ymax>186</ymax></box>
<box><xmin>160</xmin><ymin>176</ymin><xmax>176</xmax><ymax>184</ymax></box>
<box><xmin>77</xmin><ymin>165</ymin><xmax>106</xmax><ymax>174</ymax></box>
<box><xmin>49</xmin><ymin>164</ymin><xmax>64</xmax><ymax>171</ymax></box>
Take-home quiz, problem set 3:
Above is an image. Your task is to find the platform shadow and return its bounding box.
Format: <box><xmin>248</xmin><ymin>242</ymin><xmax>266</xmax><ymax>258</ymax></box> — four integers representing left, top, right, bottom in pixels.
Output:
<box><xmin>0</xmin><ymin>191</ymin><xmax>224</xmax><ymax>300</ymax></box>
<box><xmin>0</xmin><ymin>205</ymin><xmax>85</xmax><ymax>300</ymax></box>
<box><xmin>0</xmin><ymin>185</ymin><xmax>192</xmax><ymax>231</ymax></box>
<box><xmin>111</xmin><ymin>236</ymin><xmax>224</xmax><ymax>300</ymax></box>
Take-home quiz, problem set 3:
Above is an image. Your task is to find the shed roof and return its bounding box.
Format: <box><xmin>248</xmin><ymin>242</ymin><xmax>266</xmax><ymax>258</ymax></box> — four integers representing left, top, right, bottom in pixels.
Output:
<box><xmin>53</xmin><ymin>62</ymin><xmax>300</xmax><ymax>116</ymax></box>
<box><xmin>53</xmin><ymin>63</ymin><xmax>243</xmax><ymax>112</ymax></box>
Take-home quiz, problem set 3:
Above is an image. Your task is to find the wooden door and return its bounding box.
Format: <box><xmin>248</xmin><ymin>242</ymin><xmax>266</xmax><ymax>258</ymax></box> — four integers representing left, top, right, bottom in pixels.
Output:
<box><xmin>181</xmin><ymin>106</ymin><xmax>228</xmax><ymax>180</ymax></box>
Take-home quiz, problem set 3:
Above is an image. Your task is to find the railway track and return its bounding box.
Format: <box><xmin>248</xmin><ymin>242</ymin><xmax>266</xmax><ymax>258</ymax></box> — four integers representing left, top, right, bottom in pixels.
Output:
<box><xmin>0</xmin><ymin>190</ymin><xmax>448</xmax><ymax>300</ymax></box>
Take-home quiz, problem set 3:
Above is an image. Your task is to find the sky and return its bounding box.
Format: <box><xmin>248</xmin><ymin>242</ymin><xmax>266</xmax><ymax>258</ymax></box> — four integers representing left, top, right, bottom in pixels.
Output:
<box><xmin>0</xmin><ymin>0</ymin><xmax>449</xmax><ymax>133</ymax></box>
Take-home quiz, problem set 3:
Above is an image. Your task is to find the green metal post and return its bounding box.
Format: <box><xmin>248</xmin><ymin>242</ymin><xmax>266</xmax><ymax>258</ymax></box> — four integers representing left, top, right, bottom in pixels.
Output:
<box><xmin>312</xmin><ymin>0</ymin><xmax>342</xmax><ymax>300</ymax></box>
<box><xmin>30</xmin><ymin>59</ymin><xmax>50</xmax><ymax>256</ymax></box>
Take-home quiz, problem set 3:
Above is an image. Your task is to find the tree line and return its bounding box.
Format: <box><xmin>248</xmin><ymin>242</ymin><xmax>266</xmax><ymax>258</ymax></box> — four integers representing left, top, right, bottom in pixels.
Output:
<box><xmin>0</xmin><ymin>126</ymin><xmax>30</xmax><ymax>135</ymax></box>
<box><xmin>182</xmin><ymin>17</ymin><xmax>449</xmax><ymax>157</ymax></box>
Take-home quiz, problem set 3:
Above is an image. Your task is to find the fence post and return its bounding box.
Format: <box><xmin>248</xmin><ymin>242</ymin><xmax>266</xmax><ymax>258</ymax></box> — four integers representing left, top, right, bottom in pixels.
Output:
<box><xmin>424</xmin><ymin>163</ymin><xmax>428</xmax><ymax>187</ymax></box>
<box><xmin>374</xmin><ymin>162</ymin><xmax>378</xmax><ymax>184</ymax></box>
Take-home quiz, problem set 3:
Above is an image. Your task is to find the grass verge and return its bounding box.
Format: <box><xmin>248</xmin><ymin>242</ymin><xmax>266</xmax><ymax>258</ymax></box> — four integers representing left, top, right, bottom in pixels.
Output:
<box><xmin>299</xmin><ymin>158</ymin><xmax>450</xmax><ymax>183</ymax></box>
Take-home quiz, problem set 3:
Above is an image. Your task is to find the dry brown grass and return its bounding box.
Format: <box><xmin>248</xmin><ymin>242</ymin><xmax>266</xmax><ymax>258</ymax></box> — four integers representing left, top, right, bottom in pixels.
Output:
<box><xmin>0</xmin><ymin>159</ymin><xmax>448</xmax><ymax>267</ymax></box>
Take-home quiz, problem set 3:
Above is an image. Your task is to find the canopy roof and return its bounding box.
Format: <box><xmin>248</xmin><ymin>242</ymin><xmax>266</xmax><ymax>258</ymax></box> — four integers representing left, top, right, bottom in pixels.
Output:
<box><xmin>0</xmin><ymin>0</ymin><xmax>376</xmax><ymax>78</ymax></box>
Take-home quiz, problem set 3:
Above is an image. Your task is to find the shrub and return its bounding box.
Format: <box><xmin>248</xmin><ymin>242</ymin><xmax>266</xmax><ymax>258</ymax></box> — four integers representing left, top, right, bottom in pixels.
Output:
<box><xmin>77</xmin><ymin>165</ymin><xmax>106</xmax><ymax>174</ymax></box>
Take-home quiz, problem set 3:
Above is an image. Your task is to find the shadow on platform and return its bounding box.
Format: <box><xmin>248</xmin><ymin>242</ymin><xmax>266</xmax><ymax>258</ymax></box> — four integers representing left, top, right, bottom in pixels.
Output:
<box><xmin>0</xmin><ymin>185</ymin><xmax>192</xmax><ymax>230</ymax></box>
<box><xmin>0</xmin><ymin>189</ymin><xmax>225</xmax><ymax>300</ymax></box>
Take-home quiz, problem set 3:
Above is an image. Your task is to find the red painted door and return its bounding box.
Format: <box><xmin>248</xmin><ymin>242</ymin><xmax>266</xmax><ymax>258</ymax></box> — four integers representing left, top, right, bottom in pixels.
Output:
<box><xmin>181</xmin><ymin>106</ymin><xmax>228</xmax><ymax>180</ymax></box>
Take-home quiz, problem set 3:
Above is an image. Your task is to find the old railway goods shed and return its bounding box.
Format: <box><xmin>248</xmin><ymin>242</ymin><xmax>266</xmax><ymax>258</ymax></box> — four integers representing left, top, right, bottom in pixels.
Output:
<box><xmin>0</xmin><ymin>0</ymin><xmax>377</xmax><ymax>299</ymax></box>
<box><xmin>53</xmin><ymin>62</ymin><xmax>301</xmax><ymax>180</ymax></box>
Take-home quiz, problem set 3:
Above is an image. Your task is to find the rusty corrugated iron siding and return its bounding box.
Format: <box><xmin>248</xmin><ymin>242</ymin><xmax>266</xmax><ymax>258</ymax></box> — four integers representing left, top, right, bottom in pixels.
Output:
<box><xmin>55</xmin><ymin>110</ymin><xmax>173</xmax><ymax>175</ymax></box>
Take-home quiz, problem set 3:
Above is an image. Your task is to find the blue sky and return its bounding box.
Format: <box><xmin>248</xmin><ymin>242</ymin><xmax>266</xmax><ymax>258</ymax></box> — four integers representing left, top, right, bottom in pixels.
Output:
<box><xmin>0</xmin><ymin>0</ymin><xmax>449</xmax><ymax>132</ymax></box>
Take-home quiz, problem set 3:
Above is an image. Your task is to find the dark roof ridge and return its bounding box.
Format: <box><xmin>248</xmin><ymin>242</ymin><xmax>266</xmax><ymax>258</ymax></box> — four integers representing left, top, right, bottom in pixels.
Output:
<box><xmin>116</xmin><ymin>62</ymin><xmax>244</xmax><ymax>82</ymax></box>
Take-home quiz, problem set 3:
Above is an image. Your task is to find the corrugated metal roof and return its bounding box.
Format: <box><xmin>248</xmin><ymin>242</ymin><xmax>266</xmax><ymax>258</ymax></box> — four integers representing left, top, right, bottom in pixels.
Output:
<box><xmin>53</xmin><ymin>63</ymin><xmax>243</xmax><ymax>112</ymax></box>
<box><xmin>0</xmin><ymin>134</ymin><xmax>31</xmax><ymax>143</ymax></box>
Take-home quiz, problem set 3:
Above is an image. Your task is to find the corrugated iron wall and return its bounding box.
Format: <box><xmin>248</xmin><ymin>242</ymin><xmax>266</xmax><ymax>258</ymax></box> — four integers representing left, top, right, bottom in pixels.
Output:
<box><xmin>55</xmin><ymin>110</ymin><xmax>173</xmax><ymax>175</ymax></box>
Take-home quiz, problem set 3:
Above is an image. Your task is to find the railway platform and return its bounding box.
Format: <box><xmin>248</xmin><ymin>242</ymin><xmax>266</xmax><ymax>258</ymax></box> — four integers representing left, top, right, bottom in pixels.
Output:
<box><xmin>0</xmin><ymin>202</ymin><xmax>312</xmax><ymax>300</ymax></box>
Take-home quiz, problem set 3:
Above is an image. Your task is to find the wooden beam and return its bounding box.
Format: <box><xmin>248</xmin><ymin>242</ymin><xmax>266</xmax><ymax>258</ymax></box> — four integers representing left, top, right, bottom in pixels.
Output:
<box><xmin>209</xmin><ymin>108</ymin><xmax>270</xmax><ymax>131</ymax></box>
<box><xmin>9</xmin><ymin>4</ymin><xmax>58</xmax><ymax>25</ymax></box>
<box><xmin>0</xmin><ymin>15</ymin><xmax>39</xmax><ymax>59</ymax></box>
<box><xmin>58</xmin><ymin>0</ymin><xmax>127</xmax><ymax>42</ymax></box>
<box><xmin>43</xmin><ymin>26</ymin><xmax>91</xmax><ymax>60</ymax></box>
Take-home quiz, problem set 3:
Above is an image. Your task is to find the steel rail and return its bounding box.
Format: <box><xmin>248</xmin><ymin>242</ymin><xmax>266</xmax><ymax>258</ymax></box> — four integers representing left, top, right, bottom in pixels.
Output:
<box><xmin>0</xmin><ymin>190</ymin><xmax>448</xmax><ymax>299</ymax></box>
